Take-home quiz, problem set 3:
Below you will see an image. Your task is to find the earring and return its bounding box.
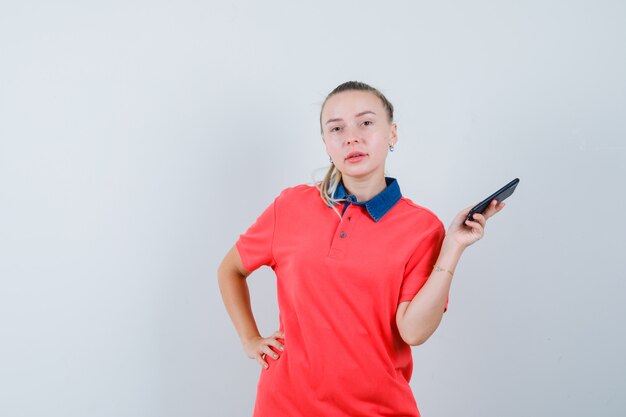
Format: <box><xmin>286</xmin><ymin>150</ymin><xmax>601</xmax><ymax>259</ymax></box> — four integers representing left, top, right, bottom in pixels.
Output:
<box><xmin>389</xmin><ymin>144</ymin><xmax>395</xmax><ymax>152</ymax></box>
<box><xmin>329</xmin><ymin>156</ymin><xmax>333</xmax><ymax>163</ymax></box>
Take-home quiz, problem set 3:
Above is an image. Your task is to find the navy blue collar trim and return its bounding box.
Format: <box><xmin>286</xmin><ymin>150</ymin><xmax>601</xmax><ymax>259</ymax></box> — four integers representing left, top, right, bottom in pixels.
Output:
<box><xmin>330</xmin><ymin>177</ymin><xmax>402</xmax><ymax>222</ymax></box>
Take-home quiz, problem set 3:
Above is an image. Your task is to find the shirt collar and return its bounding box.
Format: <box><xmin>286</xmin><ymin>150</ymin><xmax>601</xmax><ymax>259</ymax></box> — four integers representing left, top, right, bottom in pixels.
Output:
<box><xmin>331</xmin><ymin>177</ymin><xmax>402</xmax><ymax>222</ymax></box>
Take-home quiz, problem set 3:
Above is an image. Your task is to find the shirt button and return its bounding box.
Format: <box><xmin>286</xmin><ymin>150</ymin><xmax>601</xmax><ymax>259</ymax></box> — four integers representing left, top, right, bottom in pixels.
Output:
<box><xmin>340</xmin><ymin>232</ymin><xmax>346</xmax><ymax>238</ymax></box>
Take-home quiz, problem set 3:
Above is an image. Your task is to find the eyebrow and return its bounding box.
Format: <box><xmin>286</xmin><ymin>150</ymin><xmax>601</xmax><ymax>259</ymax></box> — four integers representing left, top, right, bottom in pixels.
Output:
<box><xmin>324</xmin><ymin>110</ymin><xmax>377</xmax><ymax>125</ymax></box>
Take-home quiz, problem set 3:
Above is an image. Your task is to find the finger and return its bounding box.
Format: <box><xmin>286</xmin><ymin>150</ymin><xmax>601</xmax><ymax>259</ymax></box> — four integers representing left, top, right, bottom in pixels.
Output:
<box><xmin>471</xmin><ymin>213</ymin><xmax>487</xmax><ymax>227</ymax></box>
<box><xmin>464</xmin><ymin>212</ymin><xmax>484</xmax><ymax>227</ymax></box>
<box><xmin>262</xmin><ymin>345</ymin><xmax>280</xmax><ymax>360</ymax></box>
<box><xmin>484</xmin><ymin>200</ymin><xmax>505</xmax><ymax>219</ymax></box>
<box><xmin>272</xmin><ymin>330</ymin><xmax>285</xmax><ymax>339</ymax></box>
<box><xmin>464</xmin><ymin>218</ymin><xmax>484</xmax><ymax>235</ymax></box>
<box><xmin>463</xmin><ymin>218</ymin><xmax>476</xmax><ymax>229</ymax></box>
<box><xmin>256</xmin><ymin>352</ymin><xmax>269</xmax><ymax>369</ymax></box>
<box><xmin>267</xmin><ymin>337</ymin><xmax>285</xmax><ymax>352</ymax></box>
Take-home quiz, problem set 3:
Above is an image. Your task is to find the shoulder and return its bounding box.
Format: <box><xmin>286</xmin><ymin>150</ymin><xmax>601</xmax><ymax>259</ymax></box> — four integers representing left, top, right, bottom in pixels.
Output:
<box><xmin>393</xmin><ymin>197</ymin><xmax>445</xmax><ymax>233</ymax></box>
<box><xmin>273</xmin><ymin>183</ymin><xmax>322</xmax><ymax>208</ymax></box>
<box><xmin>276</xmin><ymin>183</ymin><xmax>319</xmax><ymax>200</ymax></box>
<box><xmin>269</xmin><ymin>184</ymin><xmax>327</xmax><ymax>223</ymax></box>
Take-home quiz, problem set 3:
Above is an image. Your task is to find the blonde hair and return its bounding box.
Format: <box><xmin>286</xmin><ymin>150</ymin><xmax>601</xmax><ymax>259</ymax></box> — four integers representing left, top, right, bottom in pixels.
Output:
<box><xmin>316</xmin><ymin>81</ymin><xmax>395</xmax><ymax>211</ymax></box>
<box><xmin>319</xmin><ymin>163</ymin><xmax>344</xmax><ymax>209</ymax></box>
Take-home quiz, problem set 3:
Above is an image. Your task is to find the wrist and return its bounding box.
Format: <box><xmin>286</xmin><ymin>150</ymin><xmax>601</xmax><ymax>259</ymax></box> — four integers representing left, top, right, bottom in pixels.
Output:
<box><xmin>441</xmin><ymin>236</ymin><xmax>466</xmax><ymax>255</ymax></box>
<box><xmin>241</xmin><ymin>333</ymin><xmax>262</xmax><ymax>346</ymax></box>
<box><xmin>433</xmin><ymin>237</ymin><xmax>465</xmax><ymax>276</ymax></box>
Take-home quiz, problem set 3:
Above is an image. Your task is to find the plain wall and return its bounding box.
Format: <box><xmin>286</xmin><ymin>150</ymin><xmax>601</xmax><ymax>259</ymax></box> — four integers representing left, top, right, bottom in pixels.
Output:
<box><xmin>1</xmin><ymin>1</ymin><xmax>624</xmax><ymax>416</ymax></box>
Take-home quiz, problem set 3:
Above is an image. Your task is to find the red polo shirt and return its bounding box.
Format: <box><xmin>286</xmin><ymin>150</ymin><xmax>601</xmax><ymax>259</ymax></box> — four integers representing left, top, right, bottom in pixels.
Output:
<box><xmin>236</xmin><ymin>178</ymin><xmax>445</xmax><ymax>417</ymax></box>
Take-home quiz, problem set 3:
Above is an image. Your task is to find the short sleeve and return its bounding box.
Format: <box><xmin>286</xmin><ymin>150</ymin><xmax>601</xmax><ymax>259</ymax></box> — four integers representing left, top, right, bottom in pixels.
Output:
<box><xmin>398</xmin><ymin>222</ymin><xmax>446</xmax><ymax>304</ymax></box>
<box><xmin>236</xmin><ymin>198</ymin><xmax>277</xmax><ymax>272</ymax></box>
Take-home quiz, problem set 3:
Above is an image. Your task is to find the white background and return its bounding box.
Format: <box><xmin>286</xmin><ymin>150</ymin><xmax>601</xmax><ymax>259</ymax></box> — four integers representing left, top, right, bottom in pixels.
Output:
<box><xmin>1</xmin><ymin>1</ymin><xmax>625</xmax><ymax>416</ymax></box>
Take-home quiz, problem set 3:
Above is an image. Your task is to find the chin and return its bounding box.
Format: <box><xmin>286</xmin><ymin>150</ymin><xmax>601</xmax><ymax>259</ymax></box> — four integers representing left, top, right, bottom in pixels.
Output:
<box><xmin>339</xmin><ymin>166</ymin><xmax>376</xmax><ymax>179</ymax></box>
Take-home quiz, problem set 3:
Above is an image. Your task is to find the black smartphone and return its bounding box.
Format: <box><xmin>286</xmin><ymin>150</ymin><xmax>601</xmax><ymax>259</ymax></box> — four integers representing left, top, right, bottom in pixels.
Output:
<box><xmin>465</xmin><ymin>178</ymin><xmax>519</xmax><ymax>222</ymax></box>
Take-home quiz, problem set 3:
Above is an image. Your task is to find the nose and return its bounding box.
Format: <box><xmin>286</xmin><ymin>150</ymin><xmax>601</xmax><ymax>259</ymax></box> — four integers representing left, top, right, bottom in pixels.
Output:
<box><xmin>344</xmin><ymin>128</ymin><xmax>360</xmax><ymax>146</ymax></box>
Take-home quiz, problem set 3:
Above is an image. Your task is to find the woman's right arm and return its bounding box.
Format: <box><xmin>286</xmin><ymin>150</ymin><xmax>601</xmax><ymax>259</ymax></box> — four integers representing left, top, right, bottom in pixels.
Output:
<box><xmin>217</xmin><ymin>245</ymin><xmax>284</xmax><ymax>369</ymax></box>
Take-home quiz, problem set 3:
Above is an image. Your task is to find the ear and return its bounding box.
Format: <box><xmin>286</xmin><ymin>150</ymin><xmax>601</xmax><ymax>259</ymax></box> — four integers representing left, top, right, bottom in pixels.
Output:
<box><xmin>389</xmin><ymin>123</ymin><xmax>398</xmax><ymax>147</ymax></box>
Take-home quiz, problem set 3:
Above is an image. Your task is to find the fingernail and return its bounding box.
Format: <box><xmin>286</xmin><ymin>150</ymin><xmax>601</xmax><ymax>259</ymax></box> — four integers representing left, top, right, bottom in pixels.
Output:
<box><xmin>264</xmin><ymin>364</ymin><xmax>268</xmax><ymax>369</ymax></box>
<box><xmin>279</xmin><ymin>345</ymin><xmax>284</xmax><ymax>351</ymax></box>
<box><xmin>273</xmin><ymin>354</ymin><xmax>279</xmax><ymax>359</ymax></box>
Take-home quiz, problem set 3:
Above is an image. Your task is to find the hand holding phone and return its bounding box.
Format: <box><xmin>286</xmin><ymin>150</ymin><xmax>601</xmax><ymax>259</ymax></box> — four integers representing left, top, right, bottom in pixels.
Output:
<box><xmin>465</xmin><ymin>178</ymin><xmax>519</xmax><ymax>222</ymax></box>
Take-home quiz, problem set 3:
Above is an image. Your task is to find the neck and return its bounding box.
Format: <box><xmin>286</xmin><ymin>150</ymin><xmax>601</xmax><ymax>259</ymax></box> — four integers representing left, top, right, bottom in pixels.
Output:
<box><xmin>341</xmin><ymin>174</ymin><xmax>387</xmax><ymax>202</ymax></box>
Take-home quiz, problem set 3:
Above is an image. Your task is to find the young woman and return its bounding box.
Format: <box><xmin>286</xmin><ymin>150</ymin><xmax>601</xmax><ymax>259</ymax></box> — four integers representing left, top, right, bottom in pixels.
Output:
<box><xmin>218</xmin><ymin>81</ymin><xmax>505</xmax><ymax>416</ymax></box>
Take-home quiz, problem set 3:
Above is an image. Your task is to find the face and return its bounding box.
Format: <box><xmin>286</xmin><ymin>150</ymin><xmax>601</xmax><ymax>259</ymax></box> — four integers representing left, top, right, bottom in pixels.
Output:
<box><xmin>321</xmin><ymin>90</ymin><xmax>397</xmax><ymax>182</ymax></box>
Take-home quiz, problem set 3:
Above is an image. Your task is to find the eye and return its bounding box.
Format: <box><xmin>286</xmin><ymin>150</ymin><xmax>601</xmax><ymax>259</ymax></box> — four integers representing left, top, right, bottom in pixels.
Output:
<box><xmin>330</xmin><ymin>126</ymin><xmax>341</xmax><ymax>132</ymax></box>
<box><xmin>362</xmin><ymin>120</ymin><xmax>373</xmax><ymax>126</ymax></box>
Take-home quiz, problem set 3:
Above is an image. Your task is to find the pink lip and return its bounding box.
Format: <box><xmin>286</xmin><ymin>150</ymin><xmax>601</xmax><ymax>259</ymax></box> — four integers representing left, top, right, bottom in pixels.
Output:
<box><xmin>345</xmin><ymin>151</ymin><xmax>367</xmax><ymax>162</ymax></box>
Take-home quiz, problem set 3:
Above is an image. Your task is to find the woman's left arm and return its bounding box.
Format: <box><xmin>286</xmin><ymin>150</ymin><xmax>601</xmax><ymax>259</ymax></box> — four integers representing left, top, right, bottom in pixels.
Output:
<box><xmin>396</xmin><ymin>199</ymin><xmax>506</xmax><ymax>346</ymax></box>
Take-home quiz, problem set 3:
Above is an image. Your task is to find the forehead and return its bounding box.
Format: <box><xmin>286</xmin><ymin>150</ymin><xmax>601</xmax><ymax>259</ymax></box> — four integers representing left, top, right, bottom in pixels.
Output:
<box><xmin>321</xmin><ymin>90</ymin><xmax>384</xmax><ymax>121</ymax></box>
